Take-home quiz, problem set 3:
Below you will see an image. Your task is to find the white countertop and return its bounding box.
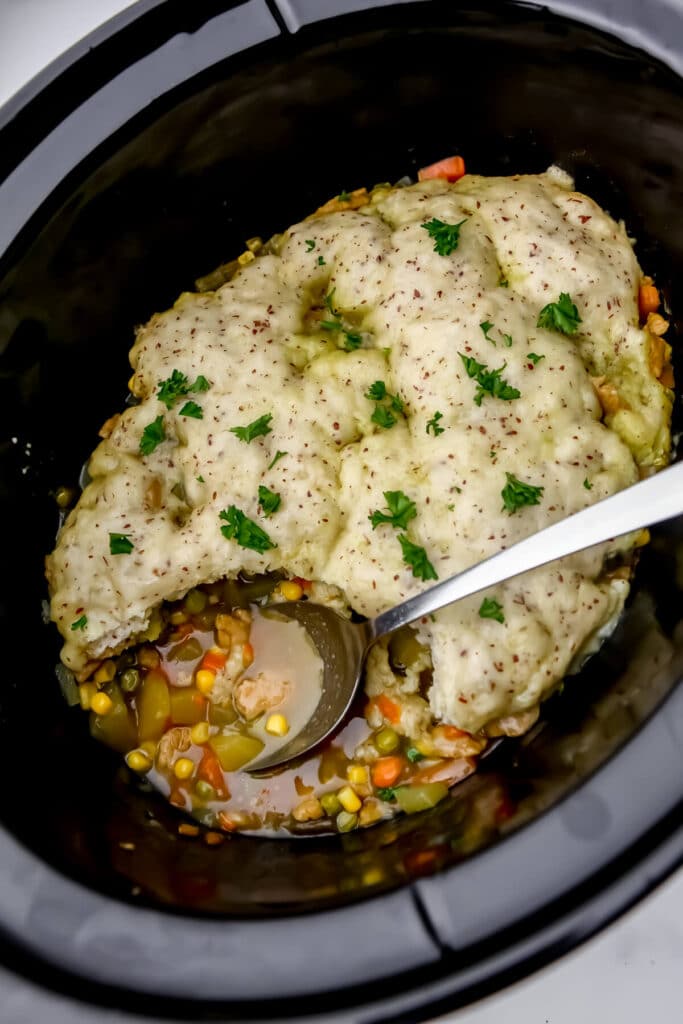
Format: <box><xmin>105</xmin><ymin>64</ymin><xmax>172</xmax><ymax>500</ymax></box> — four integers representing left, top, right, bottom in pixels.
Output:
<box><xmin>0</xmin><ymin>2</ymin><xmax>680</xmax><ymax>1022</ymax></box>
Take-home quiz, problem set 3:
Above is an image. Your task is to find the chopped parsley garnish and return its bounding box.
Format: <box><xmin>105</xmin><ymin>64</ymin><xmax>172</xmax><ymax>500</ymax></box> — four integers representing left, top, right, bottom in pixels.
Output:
<box><xmin>365</xmin><ymin>380</ymin><xmax>404</xmax><ymax>429</ymax></box>
<box><xmin>480</xmin><ymin>321</ymin><xmax>495</xmax><ymax>343</ymax></box>
<box><xmin>479</xmin><ymin>597</ymin><xmax>505</xmax><ymax>623</ymax></box>
<box><xmin>305</xmin><ymin>239</ymin><xmax>316</xmax><ymax>252</ymax></box>
<box><xmin>398</xmin><ymin>534</ymin><xmax>438</xmax><ymax>581</ymax></box>
<box><xmin>219</xmin><ymin>506</ymin><xmax>276</xmax><ymax>552</ymax></box>
<box><xmin>426</xmin><ymin>411</ymin><xmax>445</xmax><ymax>436</ymax></box>
<box><xmin>501</xmin><ymin>472</ymin><xmax>544</xmax><ymax>514</ymax></box>
<box><xmin>371</xmin><ymin>405</ymin><xmax>398</xmax><ymax>429</ymax></box>
<box><xmin>376</xmin><ymin>787</ymin><xmax>397</xmax><ymax>802</ymax></box>
<box><xmin>583</xmin><ymin>478</ymin><xmax>593</xmax><ymax>490</ymax></box>
<box><xmin>526</xmin><ymin>352</ymin><xmax>545</xmax><ymax>365</ymax></box>
<box><xmin>70</xmin><ymin>615</ymin><xmax>87</xmax><ymax>631</ymax></box>
<box><xmin>157</xmin><ymin>369</ymin><xmax>210</xmax><ymax>409</ymax></box>
<box><xmin>179</xmin><ymin>400</ymin><xmax>203</xmax><ymax>419</ymax></box>
<box><xmin>317</xmin><ymin>255</ymin><xmax>326</xmax><ymax>266</ymax></box>
<box><xmin>337</xmin><ymin>190</ymin><xmax>352</xmax><ymax>202</ymax></box>
<box><xmin>537</xmin><ymin>292</ymin><xmax>582</xmax><ymax>335</ymax></box>
<box><xmin>230</xmin><ymin>413</ymin><xmax>273</xmax><ymax>443</ymax></box>
<box><xmin>502</xmin><ymin>333</ymin><xmax>513</xmax><ymax>348</ymax></box>
<box><xmin>422</xmin><ymin>217</ymin><xmax>467</xmax><ymax>256</ymax></box>
<box><xmin>109</xmin><ymin>533</ymin><xmax>134</xmax><ymax>555</ymax></box>
<box><xmin>197</xmin><ymin>475</ymin><xmax>205</xmax><ymax>483</ymax></box>
<box><xmin>406</xmin><ymin>747</ymin><xmax>425</xmax><ymax>763</ymax></box>
<box><xmin>369</xmin><ymin>490</ymin><xmax>417</xmax><ymax>531</ymax></box>
<box><xmin>268</xmin><ymin>450</ymin><xmax>288</xmax><ymax>470</ymax></box>
<box><xmin>139</xmin><ymin>415</ymin><xmax>165</xmax><ymax>456</ymax></box>
<box><xmin>498</xmin><ymin>274</ymin><xmax>509</xmax><ymax>287</ymax></box>
<box><xmin>258</xmin><ymin>485</ymin><xmax>281</xmax><ymax>517</ymax></box>
<box><xmin>459</xmin><ymin>353</ymin><xmax>521</xmax><ymax>406</ymax></box>
<box><xmin>321</xmin><ymin>290</ymin><xmax>363</xmax><ymax>351</ymax></box>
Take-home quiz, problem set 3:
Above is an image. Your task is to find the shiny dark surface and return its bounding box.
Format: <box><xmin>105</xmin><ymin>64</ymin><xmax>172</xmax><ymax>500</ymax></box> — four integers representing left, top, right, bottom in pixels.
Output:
<box><xmin>0</xmin><ymin>0</ymin><xmax>681</xmax><ymax>1016</ymax></box>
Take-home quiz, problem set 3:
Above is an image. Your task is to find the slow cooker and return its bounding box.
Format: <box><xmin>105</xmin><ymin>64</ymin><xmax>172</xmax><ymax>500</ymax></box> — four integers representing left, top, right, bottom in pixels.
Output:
<box><xmin>0</xmin><ymin>0</ymin><xmax>681</xmax><ymax>1019</ymax></box>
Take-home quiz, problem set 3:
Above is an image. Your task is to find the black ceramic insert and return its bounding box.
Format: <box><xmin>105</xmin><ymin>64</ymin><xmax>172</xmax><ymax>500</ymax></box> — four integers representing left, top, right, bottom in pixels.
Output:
<box><xmin>0</xmin><ymin>1</ymin><xmax>681</xmax><ymax>1018</ymax></box>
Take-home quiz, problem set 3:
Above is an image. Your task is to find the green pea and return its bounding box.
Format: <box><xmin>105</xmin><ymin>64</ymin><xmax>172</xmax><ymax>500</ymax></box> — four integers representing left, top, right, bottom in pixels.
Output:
<box><xmin>336</xmin><ymin>811</ymin><xmax>358</xmax><ymax>833</ymax></box>
<box><xmin>184</xmin><ymin>589</ymin><xmax>207</xmax><ymax>615</ymax></box>
<box><xmin>375</xmin><ymin>727</ymin><xmax>399</xmax><ymax>754</ymax></box>
<box><xmin>120</xmin><ymin>668</ymin><xmax>140</xmax><ymax>693</ymax></box>
<box><xmin>320</xmin><ymin>792</ymin><xmax>342</xmax><ymax>817</ymax></box>
<box><xmin>195</xmin><ymin>780</ymin><xmax>216</xmax><ymax>801</ymax></box>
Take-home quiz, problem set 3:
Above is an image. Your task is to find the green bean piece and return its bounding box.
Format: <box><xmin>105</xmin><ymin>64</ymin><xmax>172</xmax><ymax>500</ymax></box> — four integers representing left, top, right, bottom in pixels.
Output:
<box><xmin>336</xmin><ymin>811</ymin><xmax>359</xmax><ymax>833</ymax></box>
<box><xmin>120</xmin><ymin>668</ymin><xmax>141</xmax><ymax>693</ymax></box>
<box><xmin>183</xmin><ymin>589</ymin><xmax>207</xmax><ymax>615</ymax></box>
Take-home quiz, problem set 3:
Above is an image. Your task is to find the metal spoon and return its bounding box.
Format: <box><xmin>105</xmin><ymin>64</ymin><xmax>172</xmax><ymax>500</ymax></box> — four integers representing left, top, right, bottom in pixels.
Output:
<box><xmin>248</xmin><ymin>460</ymin><xmax>683</xmax><ymax>772</ymax></box>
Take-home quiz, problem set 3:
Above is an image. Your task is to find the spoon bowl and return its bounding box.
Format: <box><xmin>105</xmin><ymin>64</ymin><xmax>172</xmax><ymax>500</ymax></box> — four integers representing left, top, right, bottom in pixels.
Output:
<box><xmin>248</xmin><ymin>460</ymin><xmax>683</xmax><ymax>773</ymax></box>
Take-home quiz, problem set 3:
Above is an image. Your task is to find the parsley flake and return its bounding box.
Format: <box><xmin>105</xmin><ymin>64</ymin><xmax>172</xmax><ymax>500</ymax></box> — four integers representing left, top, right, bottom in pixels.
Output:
<box><xmin>479</xmin><ymin>597</ymin><xmax>505</xmax><ymax>623</ymax></box>
<box><xmin>268</xmin><ymin>450</ymin><xmax>288</xmax><ymax>470</ymax></box>
<box><xmin>179</xmin><ymin>400</ymin><xmax>203</xmax><ymax>419</ymax></box>
<box><xmin>109</xmin><ymin>533</ymin><xmax>134</xmax><ymax>555</ymax></box>
<box><xmin>305</xmin><ymin>239</ymin><xmax>316</xmax><ymax>252</ymax></box>
<box><xmin>371</xmin><ymin>405</ymin><xmax>397</xmax><ymax>429</ymax></box>
<box><xmin>157</xmin><ymin>370</ymin><xmax>210</xmax><ymax>409</ymax></box>
<box><xmin>321</xmin><ymin>290</ymin><xmax>363</xmax><ymax>350</ymax></box>
<box><xmin>480</xmin><ymin>320</ymin><xmax>495</xmax><ymax>343</ymax></box>
<box><xmin>70</xmin><ymin>614</ymin><xmax>87</xmax><ymax>632</ymax></box>
<box><xmin>583</xmin><ymin>478</ymin><xmax>593</xmax><ymax>490</ymax></box>
<box><xmin>258</xmin><ymin>485</ymin><xmax>281</xmax><ymax>517</ymax></box>
<box><xmin>230</xmin><ymin>413</ymin><xmax>273</xmax><ymax>443</ymax></box>
<box><xmin>317</xmin><ymin>255</ymin><xmax>326</xmax><ymax>266</ymax></box>
<box><xmin>498</xmin><ymin>274</ymin><xmax>509</xmax><ymax>288</ymax></box>
<box><xmin>337</xmin><ymin>190</ymin><xmax>352</xmax><ymax>202</ymax></box>
<box><xmin>537</xmin><ymin>292</ymin><xmax>582</xmax><ymax>335</ymax></box>
<box><xmin>139</xmin><ymin>415</ymin><xmax>165</xmax><ymax>456</ymax></box>
<box><xmin>398</xmin><ymin>534</ymin><xmax>438</xmax><ymax>581</ymax></box>
<box><xmin>527</xmin><ymin>352</ymin><xmax>545</xmax><ymax>365</ymax></box>
<box><xmin>459</xmin><ymin>353</ymin><xmax>521</xmax><ymax>406</ymax></box>
<box><xmin>422</xmin><ymin>217</ymin><xmax>467</xmax><ymax>256</ymax></box>
<box><xmin>219</xmin><ymin>506</ymin><xmax>276</xmax><ymax>553</ymax></box>
<box><xmin>406</xmin><ymin>746</ymin><xmax>425</xmax><ymax>763</ymax></box>
<box><xmin>369</xmin><ymin>490</ymin><xmax>417</xmax><ymax>530</ymax></box>
<box><xmin>197</xmin><ymin>475</ymin><xmax>205</xmax><ymax>483</ymax></box>
<box><xmin>366</xmin><ymin>380</ymin><xmax>404</xmax><ymax>428</ymax></box>
<box><xmin>377</xmin><ymin>787</ymin><xmax>397</xmax><ymax>802</ymax></box>
<box><xmin>366</xmin><ymin>380</ymin><xmax>388</xmax><ymax>401</ymax></box>
<box><xmin>502</xmin><ymin>333</ymin><xmax>513</xmax><ymax>348</ymax></box>
<box><xmin>426</xmin><ymin>411</ymin><xmax>445</xmax><ymax>436</ymax></box>
<box><xmin>501</xmin><ymin>473</ymin><xmax>544</xmax><ymax>514</ymax></box>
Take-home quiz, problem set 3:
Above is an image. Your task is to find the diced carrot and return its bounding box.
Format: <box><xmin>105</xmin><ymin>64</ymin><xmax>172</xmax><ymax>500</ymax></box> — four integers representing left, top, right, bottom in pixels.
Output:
<box><xmin>418</xmin><ymin>155</ymin><xmax>466</xmax><ymax>183</ymax></box>
<box><xmin>638</xmin><ymin>282</ymin><xmax>660</xmax><ymax>318</ymax></box>
<box><xmin>200</xmin><ymin>649</ymin><xmax>228</xmax><ymax>673</ymax></box>
<box><xmin>371</xmin><ymin>756</ymin><xmax>404</xmax><ymax>788</ymax></box>
<box><xmin>197</xmin><ymin>747</ymin><xmax>229</xmax><ymax>799</ymax></box>
<box><xmin>291</xmin><ymin>576</ymin><xmax>313</xmax><ymax>592</ymax></box>
<box><xmin>242</xmin><ymin>642</ymin><xmax>254</xmax><ymax>668</ymax></box>
<box><xmin>218</xmin><ymin>812</ymin><xmax>239</xmax><ymax>832</ymax></box>
<box><xmin>374</xmin><ymin>693</ymin><xmax>401</xmax><ymax>724</ymax></box>
<box><xmin>440</xmin><ymin>725</ymin><xmax>470</xmax><ymax>741</ymax></box>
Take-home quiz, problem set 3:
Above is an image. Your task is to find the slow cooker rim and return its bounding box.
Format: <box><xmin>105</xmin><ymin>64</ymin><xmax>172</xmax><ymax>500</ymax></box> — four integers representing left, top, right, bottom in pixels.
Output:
<box><xmin>0</xmin><ymin>0</ymin><xmax>682</xmax><ymax>1015</ymax></box>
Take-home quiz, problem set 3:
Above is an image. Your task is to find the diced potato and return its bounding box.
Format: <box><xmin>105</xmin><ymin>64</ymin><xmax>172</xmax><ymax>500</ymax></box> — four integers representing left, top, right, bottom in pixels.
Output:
<box><xmin>137</xmin><ymin>669</ymin><xmax>171</xmax><ymax>741</ymax></box>
<box><xmin>209</xmin><ymin>733</ymin><xmax>264</xmax><ymax>771</ymax></box>
<box><xmin>394</xmin><ymin>782</ymin><xmax>448</xmax><ymax>814</ymax></box>
<box><xmin>89</xmin><ymin>683</ymin><xmax>137</xmax><ymax>753</ymax></box>
<box><xmin>169</xmin><ymin>687</ymin><xmax>206</xmax><ymax>726</ymax></box>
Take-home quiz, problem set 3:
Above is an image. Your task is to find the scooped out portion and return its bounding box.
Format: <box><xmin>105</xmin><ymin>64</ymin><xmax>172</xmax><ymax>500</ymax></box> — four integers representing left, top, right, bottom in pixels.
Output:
<box><xmin>46</xmin><ymin>160</ymin><xmax>673</xmax><ymax>835</ymax></box>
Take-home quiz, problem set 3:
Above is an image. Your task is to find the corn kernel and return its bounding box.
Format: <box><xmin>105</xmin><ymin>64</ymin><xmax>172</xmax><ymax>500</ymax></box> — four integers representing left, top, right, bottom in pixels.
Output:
<box><xmin>79</xmin><ymin>682</ymin><xmax>97</xmax><ymax>710</ymax></box>
<box><xmin>190</xmin><ymin>721</ymin><xmax>210</xmax><ymax>745</ymax></box>
<box><xmin>279</xmin><ymin>580</ymin><xmax>303</xmax><ymax>602</ymax></box>
<box><xmin>245</xmin><ymin>236</ymin><xmax>262</xmax><ymax>253</ymax></box>
<box><xmin>140</xmin><ymin>740</ymin><xmax>158</xmax><ymax>759</ymax></box>
<box><xmin>94</xmin><ymin>660</ymin><xmax>116</xmax><ymax>685</ymax></box>
<box><xmin>178</xmin><ymin>823</ymin><xmax>200</xmax><ymax>837</ymax></box>
<box><xmin>204</xmin><ymin>831</ymin><xmax>224</xmax><ymax>846</ymax></box>
<box><xmin>265</xmin><ymin>714</ymin><xmax>289</xmax><ymax>736</ymax></box>
<box><xmin>126</xmin><ymin>750</ymin><xmax>152</xmax><ymax>773</ymax></box>
<box><xmin>195</xmin><ymin>669</ymin><xmax>216</xmax><ymax>695</ymax></box>
<box><xmin>347</xmin><ymin>764</ymin><xmax>369</xmax><ymax>786</ymax></box>
<box><xmin>337</xmin><ymin>785</ymin><xmax>362</xmax><ymax>813</ymax></box>
<box><xmin>128</xmin><ymin>374</ymin><xmax>136</xmax><ymax>392</ymax></box>
<box><xmin>362</xmin><ymin>866</ymin><xmax>384</xmax><ymax>886</ymax></box>
<box><xmin>91</xmin><ymin>692</ymin><xmax>113</xmax><ymax>716</ymax></box>
<box><xmin>320</xmin><ymin>792</ymin><xmax>342</xmax><ymax>817</ymax></box>
<box><xmin>238</xmin><ymin>250</ymin><xmax>255</xmax><ymax>265</ymax></box>
<box><xmin>174</xmin><ymin>757</ymin><xmax>195</xmax><ymax>780</ymax></box>
<box><xmin>169</xmin><ymin>609</ymin><xmax>188</xmax><ymax>625</ymax></box>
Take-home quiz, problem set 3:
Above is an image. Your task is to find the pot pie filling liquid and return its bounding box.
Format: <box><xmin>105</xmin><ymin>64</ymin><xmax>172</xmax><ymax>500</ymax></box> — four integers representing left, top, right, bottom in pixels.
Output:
<box><xmin>48</xmin><ymin>163</ymin><xmax>674</xmax><ymax>837</ymax></box>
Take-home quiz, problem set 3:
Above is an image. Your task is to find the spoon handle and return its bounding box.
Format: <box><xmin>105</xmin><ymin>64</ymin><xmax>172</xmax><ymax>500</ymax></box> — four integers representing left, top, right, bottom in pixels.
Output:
<box><xmin>371</xmin><ymin>460</ymin><xmax>683</xmax><ymax>640</ymax></box>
